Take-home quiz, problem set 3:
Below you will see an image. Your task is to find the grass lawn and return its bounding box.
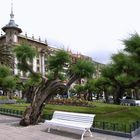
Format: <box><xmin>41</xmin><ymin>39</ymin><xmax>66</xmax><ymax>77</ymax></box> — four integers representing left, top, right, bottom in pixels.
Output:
<box><xmin>1</xmin><ymin>102</ymin><xmax>140</xmax><ymax>126</ymax></box>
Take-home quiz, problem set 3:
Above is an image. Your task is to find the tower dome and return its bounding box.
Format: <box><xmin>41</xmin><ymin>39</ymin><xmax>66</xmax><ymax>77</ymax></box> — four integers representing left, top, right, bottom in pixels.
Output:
<box><xmin>2</xmin><ymin>1</ymin><xmax>22</xmax><ymax>33</ymax></box>
<box><xmin>1</xmin><ymin>0</ymin><xmax>22</xmax><ymax>43</ymax></box>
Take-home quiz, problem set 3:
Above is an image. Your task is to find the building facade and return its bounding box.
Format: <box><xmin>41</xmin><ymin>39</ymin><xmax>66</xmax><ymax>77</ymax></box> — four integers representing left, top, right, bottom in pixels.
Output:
<box><xmin>0</xmin><ymin>7</ymin><xmax>104</xmax><ymax>79</ymax></box>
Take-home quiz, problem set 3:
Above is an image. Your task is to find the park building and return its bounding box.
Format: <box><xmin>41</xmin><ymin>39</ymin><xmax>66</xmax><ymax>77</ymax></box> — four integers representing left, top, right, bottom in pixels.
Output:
<box><xmin>0</xmin><ymin>6</ymin><xmax>104</xmax><ymax>81</ymax></box>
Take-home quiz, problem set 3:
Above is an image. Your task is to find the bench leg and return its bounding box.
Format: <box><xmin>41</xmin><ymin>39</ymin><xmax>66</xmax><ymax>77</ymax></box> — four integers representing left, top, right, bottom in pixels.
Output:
<box><xmin>87</xmin><ymin>129</ymin><xmax>93</xmax><ymax>137</ymax></box>
<box><xmin>48</xmin><ymin>127</ymin><xmax>51</xmax><ymax>132</ymax></box>
<box><xmin>81</xmin><ymin>130</ymin><xmax>86</xmax><ymax>140</ymax></box>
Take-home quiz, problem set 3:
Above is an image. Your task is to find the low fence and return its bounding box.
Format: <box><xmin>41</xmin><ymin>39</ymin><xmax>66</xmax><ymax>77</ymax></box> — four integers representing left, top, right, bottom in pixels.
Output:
<box><xmin>92</xmin><ymin>120</ymin><xmax>140</xmax><ymax>138</ymax></box>
<box><xmin>0</xmin><ymin>108</ymin><xmax>23</xmax><ymax>118</ymax></box>
<box><xmin>93</xmin><ymin>121</ymin><xmax>129</xmax><ymax>133</ymax></box>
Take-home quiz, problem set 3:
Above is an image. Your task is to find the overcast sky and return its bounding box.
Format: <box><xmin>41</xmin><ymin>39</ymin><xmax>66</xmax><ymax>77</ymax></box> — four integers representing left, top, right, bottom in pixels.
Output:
<box><xmin>0</xmin><ymin>0</ymin><xmax>140</xmax><ymax>64</ymax></box>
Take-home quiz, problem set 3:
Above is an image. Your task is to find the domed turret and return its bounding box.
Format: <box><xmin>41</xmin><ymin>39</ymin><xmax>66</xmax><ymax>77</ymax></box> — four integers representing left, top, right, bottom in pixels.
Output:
<box><xmin>2</xmin><ymin>0</ymin><xmax>22</xmax><ymax>43</ymax></box>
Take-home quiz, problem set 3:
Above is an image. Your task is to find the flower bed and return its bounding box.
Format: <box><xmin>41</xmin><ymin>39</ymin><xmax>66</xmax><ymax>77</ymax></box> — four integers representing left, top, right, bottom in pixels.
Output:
<box><xmin>48</xmin><ymin>98</ymin><xmax>94</xmax><ymax>107</ymax></box>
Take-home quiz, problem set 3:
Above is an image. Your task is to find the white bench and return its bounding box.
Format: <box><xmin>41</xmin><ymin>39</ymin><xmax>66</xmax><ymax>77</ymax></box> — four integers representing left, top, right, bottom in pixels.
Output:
<box><xmin>45</xmin><ymin>111</ymin><xmax>96</xmax><ymax>140</ymax></box>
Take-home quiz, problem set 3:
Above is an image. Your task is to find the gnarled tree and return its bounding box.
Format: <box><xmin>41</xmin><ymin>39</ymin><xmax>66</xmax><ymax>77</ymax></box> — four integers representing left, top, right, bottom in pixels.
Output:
<box><xmin>13</xmin><ymin>43</ymin><xmax>95</xmax><ymax>126</ymax></box>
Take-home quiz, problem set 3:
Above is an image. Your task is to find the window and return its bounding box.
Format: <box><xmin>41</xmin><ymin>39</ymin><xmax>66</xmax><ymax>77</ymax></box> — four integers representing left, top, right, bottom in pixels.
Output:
<box><xmin>13</xmin><ymin>35</ymin><xmax>17</xmax><ymax>42</ymax></box>
<box><xmin>37</xmin><ymin>66</ymin><xmax>40</xmax><ymax>72</ymax></box>
<box><xmin>37</xmin><ymin>59</ymin><xmax>40</xmax><ymax>64</ymax></box>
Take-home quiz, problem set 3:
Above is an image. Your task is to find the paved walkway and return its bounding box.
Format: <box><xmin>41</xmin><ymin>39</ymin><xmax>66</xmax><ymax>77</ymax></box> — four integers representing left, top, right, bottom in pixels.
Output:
<box><xmin>0</xmin><ymin>114</ymin><xmax>139</xmax><ymax>140</ymax></box>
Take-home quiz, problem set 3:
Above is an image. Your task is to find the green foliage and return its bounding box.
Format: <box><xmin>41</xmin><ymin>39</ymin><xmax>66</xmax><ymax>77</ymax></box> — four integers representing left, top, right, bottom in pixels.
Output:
<box><xmin>0</xmin><ymin>96</ymin><xmax>8</xmax><ymax>100</ymax></box>
<box><xmin>17</xmin><ymin>63</ymin><xmax>28</xmax><ymax>72</ymax></box>
<box><xmin>0</xmin><ymin>65</ymin><xmax>11</xmax><ymax>78</ymax></box>
<box><xmin>58</xmin><ymin>72</ymin><xmax>66</xmax><ymax>81</ymax></box>
<box><xmin>101</xmin><ymin>64</ymin><xmax>115</xmax><ymax>78</ymax></box>
<box><xmin>28</xmin><ymin>73</ymin><xmax>41</xmax><ymax>85</ymax></box>
<box><xmin>99</xmin><ymin>33</ymin><xmax>140</xmax><ymax>103</ymax></box>
<box><xmin>70</xmin><ymin>59</ymin><xmax>95</xmax><ymax>78</ymax></box>
<box><xmin>13</xmin><ymin>43</ymin><xmax>37</xmax><ymax>72</ymax></box>
<box><xmin>74</xmin><ymin>84</ymin><xmax>86</xmax><ymax>93</ymax></box>
<box><xmin>46</xmin><ymin>71</ymin><xmax>54</xmax><ymax>80</ymax></box>
<box><xmin>0</xmin><ymin>65</ymin><xmax>14</xmax><ymax>87</ymax></box>
<box><xmin>115</xmin><ymin>74</ymin><xmax>137</xmax><ymax>85</ymax></box>
<box><xmin>102</xmin><ymin>51</ymin><xmax>140</xmax><ymax>87</ymax></box>
<box><xmin>46</xmin><ymin>50</ymin><xmax>70</xmax><ymax>80</ymax></box>
<box><xmin>95</xmin><ymin>77</ymin><xmax>109</xmax><ymax>86</ymax></box>
<box><xmin>13</xmin><ymin>43</ymin><xmax>36</xmax><ymax>62</ymax></box>
<box><xmin>86</xmin><ymin>78</ymin><xmax>108</xmax><ymax>93</ymax></box>
<box><xmin>16</xmin><ymin>98</ymin><xmax>27</xmax><ymax>104</ymax></box>
<box><xmin>111</xmin><ymin>52</ymin><xmax>129</xmax><ymax>71</ymax></box>
<box><xmin>85</xmin><ymin>79</ymin><xmax>96</xmax><ymax>91</ymax></box>
<box><xmin>48</xmin><ymin>50</ymin><xmax>70</xmax><ymax>72</ymax></box>
<box><xmin>111</xmin><ymin>52</ymin><xmax>140</xmax><ymax>76</ymax></box>
<box><xmin>124</xmin><ymin>33</ymin><xmax>140</xmax><ymax>56</ymax></box>
<box><xmin>2</xmin><ymin>76</ymin><xmax>16</xmax><ymax>89</ymax></box>
<box><xmin>47</xmin><ymin>71</ymin><xmax>66</xmax><ymax>81</ymax></box>
<box><xmin>0</xmin><ymin>65</ymin><xmax>17</xmax><ymax>93</ymax></box>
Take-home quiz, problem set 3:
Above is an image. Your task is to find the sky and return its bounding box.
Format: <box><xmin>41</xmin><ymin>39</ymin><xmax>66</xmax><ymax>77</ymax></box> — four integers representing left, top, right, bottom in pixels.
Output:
<box><xmin>0</xmin><ymin>0</ymin><xmax>140</xmax><ymax>64</ymax></box>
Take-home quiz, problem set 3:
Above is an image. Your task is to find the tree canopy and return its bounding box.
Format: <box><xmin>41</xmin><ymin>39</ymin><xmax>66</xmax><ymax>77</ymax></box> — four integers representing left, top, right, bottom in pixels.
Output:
<box><xmin>100</xmin><ymin>33</ymin><xmax>140</xmax><ymax>103</ymax></box>
<box><xmin>13</xmin><ymin>43</ymin><xmax>95</xmax><ymax>126</ymax></box>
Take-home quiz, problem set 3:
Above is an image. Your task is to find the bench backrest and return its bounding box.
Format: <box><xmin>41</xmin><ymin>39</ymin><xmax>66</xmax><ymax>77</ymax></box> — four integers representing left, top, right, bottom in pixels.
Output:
<box><xmin>52</xmin><ymin>111</ymin><xmax>95</xmax><ymax>125</ymax></box>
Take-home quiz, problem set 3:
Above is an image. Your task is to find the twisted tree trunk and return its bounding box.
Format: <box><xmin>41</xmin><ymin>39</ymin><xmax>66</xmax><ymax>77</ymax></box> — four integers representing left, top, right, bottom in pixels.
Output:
<box><xmin>19</xmin><ymin>79</ymin><xmax>66</xmax><ymax>126</ymax></box>
<box><xmin>114</xmin><ymin>86</ymin><xmax>125</xmax><ymax>104</ymax></box>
